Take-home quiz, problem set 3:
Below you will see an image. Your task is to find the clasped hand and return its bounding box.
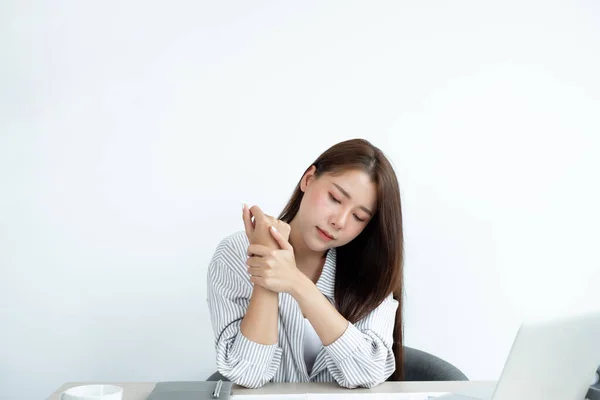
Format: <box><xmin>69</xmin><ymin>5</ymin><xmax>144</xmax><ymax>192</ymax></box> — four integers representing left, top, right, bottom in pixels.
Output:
<box><xmin>242</xmin><ymin>204</ymin><xmax>300</xmax><ymax>294</ymax></box>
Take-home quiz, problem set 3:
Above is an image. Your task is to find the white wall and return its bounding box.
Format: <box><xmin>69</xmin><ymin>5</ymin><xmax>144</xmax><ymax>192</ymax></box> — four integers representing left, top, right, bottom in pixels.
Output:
<box><xmin>1</xmin><ymin>1</ymin><xmax>599</xmax><ymax>399</ymax></box>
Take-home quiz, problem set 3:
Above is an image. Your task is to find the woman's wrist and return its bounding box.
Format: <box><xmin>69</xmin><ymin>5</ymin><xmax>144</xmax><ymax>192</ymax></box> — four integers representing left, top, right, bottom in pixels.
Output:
<box><xmin>289</xmin><ymin>270</ymin><xmax>316</xmax><ymax>302</ymax></box>
<box><xmin>252</xmin><ymin>283</ymin><xmax>278</xmax><ymax>297</ymax></box>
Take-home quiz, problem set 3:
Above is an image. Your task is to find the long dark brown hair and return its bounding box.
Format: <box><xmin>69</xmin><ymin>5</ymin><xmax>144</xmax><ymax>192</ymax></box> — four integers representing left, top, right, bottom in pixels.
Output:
<box><xmin>278</xmin><ymin>138</ymin><xmax>405</xmax><ymax>381</ymax></box>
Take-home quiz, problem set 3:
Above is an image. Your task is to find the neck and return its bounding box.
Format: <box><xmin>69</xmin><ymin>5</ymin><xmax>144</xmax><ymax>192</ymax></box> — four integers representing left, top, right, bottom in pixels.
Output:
<box><xmin>289</xmin><ymin>219</ymin><xmax>327</xmax><ymax>268</ymax></box>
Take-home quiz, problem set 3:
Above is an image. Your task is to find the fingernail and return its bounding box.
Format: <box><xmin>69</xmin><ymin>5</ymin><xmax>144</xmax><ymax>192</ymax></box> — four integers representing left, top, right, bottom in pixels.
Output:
<box><xmin>271</xmin><ymin>226</ymin><xmax>277</xmax><ymax>232</ymax></box>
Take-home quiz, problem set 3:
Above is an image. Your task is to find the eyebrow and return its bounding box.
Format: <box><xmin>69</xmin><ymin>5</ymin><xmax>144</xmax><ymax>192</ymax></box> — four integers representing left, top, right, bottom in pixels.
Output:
<box><xmin>332</xmin><ymin>183</ymin><xmax>374</xmax><ymax>216</ymax></box>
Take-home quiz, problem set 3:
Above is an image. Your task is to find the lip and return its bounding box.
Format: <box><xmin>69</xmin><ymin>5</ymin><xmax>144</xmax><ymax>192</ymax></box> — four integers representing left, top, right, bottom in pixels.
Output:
<box><xmin>316</xmin><ymin>227</ymin><xmax>334</xmax><ymax>241</ymax></box>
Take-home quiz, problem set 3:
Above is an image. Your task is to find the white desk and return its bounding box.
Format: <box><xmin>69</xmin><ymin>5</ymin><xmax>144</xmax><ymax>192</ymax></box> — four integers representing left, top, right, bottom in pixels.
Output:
<box><xmin>48</xmin><ymin>381</ymin><xmax>496</xmax><ymax>400</ymax></box>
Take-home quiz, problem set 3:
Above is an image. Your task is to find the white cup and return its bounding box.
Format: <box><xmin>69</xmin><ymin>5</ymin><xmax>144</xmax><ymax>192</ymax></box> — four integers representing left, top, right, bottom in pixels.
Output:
<box><xmin>60</xmin><ymin>385</ymin><xmax>123</xmax><ymax>400</ymax></box>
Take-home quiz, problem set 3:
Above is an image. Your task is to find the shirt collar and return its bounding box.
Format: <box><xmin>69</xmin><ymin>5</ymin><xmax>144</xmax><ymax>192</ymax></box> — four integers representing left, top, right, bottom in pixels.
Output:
<box><xmin>315</xmin><ymin>248</ymin><xmax>336</xmax><ymax>299</ymax></box>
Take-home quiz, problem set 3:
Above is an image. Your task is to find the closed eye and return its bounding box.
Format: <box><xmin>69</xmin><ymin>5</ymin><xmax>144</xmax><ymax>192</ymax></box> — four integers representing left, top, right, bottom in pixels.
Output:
<box><xmin>328</xmin><ymin>193</ymin><xmax>341</xmax><ymax>204</ymax></box>
<box><xmin>353</xmin><ymin>214</ymin><xmax>366</xmax><ymax>222</ymax></box>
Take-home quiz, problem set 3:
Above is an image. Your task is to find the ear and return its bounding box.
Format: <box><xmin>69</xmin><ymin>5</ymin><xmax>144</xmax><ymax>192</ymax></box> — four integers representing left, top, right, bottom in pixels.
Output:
<box><xmin>300</xmin><ymin>165</ymin><xmax>317</xmax><ymax>193</ymax></box>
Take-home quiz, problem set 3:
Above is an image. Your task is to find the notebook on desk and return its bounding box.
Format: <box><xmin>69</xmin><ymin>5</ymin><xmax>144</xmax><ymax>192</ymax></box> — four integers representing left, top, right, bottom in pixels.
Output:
<box><xmin>437</xmin><ymin>309</ymin><xmax>600</xmax><ymax>400</ymax></box>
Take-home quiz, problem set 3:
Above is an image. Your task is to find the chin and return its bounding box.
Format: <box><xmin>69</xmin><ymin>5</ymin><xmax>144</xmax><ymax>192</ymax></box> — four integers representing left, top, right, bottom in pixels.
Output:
<box><xmin>305</xmin><ymin>235</ymin><xmax>331</xmax><ymax>252</ymax></box>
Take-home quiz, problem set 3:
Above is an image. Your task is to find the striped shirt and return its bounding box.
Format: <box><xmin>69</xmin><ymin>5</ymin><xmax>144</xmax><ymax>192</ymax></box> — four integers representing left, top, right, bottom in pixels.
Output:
<box><xmin>207</xmin><ymin>231</ymin><xmax>398</xmax><ymax>389</ymax></box>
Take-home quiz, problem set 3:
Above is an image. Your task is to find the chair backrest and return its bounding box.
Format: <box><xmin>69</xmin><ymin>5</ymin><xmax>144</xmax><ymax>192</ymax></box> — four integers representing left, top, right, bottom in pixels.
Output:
<box><xmin>207</xmin><ymin>370</ymin><xmax>227</xmax><ymax>381</ymax></box>
<box><xmin>585</xmin><ymin>365</ymin><xmax>600</xmax><ymax>400</ymax></box>
<box><xmin>400</xmin><ymin>346</ymin><xmax>468</xmax><ymax>381</ymax></box>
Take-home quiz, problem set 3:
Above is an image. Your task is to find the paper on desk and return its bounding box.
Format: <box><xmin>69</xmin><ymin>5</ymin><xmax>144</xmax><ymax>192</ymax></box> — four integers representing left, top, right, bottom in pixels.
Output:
<box><xmin>232</xmin><ymin>395</ymin><xmax>306</xmax><ymax>400</ymax></box>
<box><xmin>232</xmin><ymin>393</ymin><xmax>450</xmax><ymax>400</ymax></box>
<box><xmin>307</xmin><ymin>393</ymin><xmax>450</xmax><ymax>400</ymax></box>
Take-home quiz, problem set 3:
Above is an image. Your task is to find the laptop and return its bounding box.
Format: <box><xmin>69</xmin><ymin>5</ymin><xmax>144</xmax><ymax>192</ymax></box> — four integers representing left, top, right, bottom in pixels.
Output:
<box><xmin>439</xmin><ymin>309</ymin><xmax>600</xmax><ymax>400</ymax></box>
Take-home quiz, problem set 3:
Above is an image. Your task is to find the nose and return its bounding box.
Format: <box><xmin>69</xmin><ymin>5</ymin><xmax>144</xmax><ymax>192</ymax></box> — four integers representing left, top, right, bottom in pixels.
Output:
<box><xmin>330</xmin><ymin>211</ymin><xmax>348</xmax><ymax>230</ymax></box>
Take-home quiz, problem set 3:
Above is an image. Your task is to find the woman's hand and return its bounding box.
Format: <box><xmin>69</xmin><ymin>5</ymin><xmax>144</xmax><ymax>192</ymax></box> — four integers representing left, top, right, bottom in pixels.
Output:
<box><xmin>242</xmin><ymin>204</ymin><xmax>290</xmax><ymax>247</ymax></box>
<box><xmin>246</xmin><ymin>226</ymin><xmax>301</xmax><ymax>293</ymax></box>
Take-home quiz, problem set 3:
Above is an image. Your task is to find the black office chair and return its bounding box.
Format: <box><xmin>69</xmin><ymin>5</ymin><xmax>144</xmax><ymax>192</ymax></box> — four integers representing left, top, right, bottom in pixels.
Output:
<box><xmin>587</xmin><ymin>366</ymin><xmax>600</xmax><ymax>400</ymax></box>
<box><xmin>207</xmin><ymin>370</ymin><xmax>227</xmax><ymax>382</ymax></box>
<box><xmin>402</xmin><ymin>346</ymin><xmax>467</xmax><ymax>381</ymax></box>
<box><xmin>206</xmin><ymin>346</ymin><xmax>467</xmax><ymax>382</ymax></box>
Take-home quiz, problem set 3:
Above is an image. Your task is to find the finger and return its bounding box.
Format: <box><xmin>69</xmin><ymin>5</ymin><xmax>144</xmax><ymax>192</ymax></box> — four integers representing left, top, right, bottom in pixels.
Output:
<box><xmin>248</xmin><ymin>207</ymin><xmax>256</xmax><ymax>229</ymax></box>
<box><xmin>249</xmin><ymin>275</ymin><xmax>267</xmax><ymax>288</ymax></box>
<box><xmin>247</xmin><ymin>244</ymin><xmax>274</xmax><ymax>257</ymax></box>
<box><xmin>269</xmin><ymin>226</ymin><xmax>293</xmax><ymax>251</ymax></box>
<box><xmin>242</xmin><ymin>203</ymin><xmax>253</xmax><ymax>236</ymax></box>
<box><xmin>249</xmin><ymin>205</ymin><xmax>267</xmax><ymax>223</ymax></box>
<box><xmin>276</xmin><ymin>222</ymin><xmax>291</xmax><ymax>238</ymax></box>
<box><xmin>247</xmin><ymin>266</ymin><xmax>265</xmax><ymax>277</ymax></box>
<box><xmin>246</xmin><ymin>256</ymin><xmax>267</xmax><ymax>268</ymax></box>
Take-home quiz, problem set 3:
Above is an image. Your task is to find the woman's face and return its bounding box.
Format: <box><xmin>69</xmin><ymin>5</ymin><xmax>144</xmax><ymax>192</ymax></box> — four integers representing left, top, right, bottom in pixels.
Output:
<box><xmin>294</xmin><ymin>166</ymin><xmax>377</xmax><ymax>252</ymax></box>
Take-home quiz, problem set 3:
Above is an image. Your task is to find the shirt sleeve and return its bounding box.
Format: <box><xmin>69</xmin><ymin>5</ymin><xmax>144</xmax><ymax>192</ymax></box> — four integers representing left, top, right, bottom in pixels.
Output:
<box><xmin>207</xmin><ymin>256</ymin><xmax>283</xmax><ymax>388</ymax></box>
<box><xmin>322</xmin><ymin>293</ymin><xmax>398</xmax><ymax>388</ymax></box>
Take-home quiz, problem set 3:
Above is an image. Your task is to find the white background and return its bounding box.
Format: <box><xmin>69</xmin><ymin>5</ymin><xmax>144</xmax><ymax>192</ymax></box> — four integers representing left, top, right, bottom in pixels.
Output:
<box><xmin>1</xmin><ymin>1</ymin><xmax>599</xmax><ymax>399</ymax></box>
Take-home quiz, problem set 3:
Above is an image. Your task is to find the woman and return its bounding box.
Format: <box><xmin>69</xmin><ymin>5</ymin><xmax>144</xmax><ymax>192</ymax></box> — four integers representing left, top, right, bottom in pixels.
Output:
<box><xmin>207</xmin><ymin>138</ymin><xmax>404</xmax><ymax>389</ymax></box>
